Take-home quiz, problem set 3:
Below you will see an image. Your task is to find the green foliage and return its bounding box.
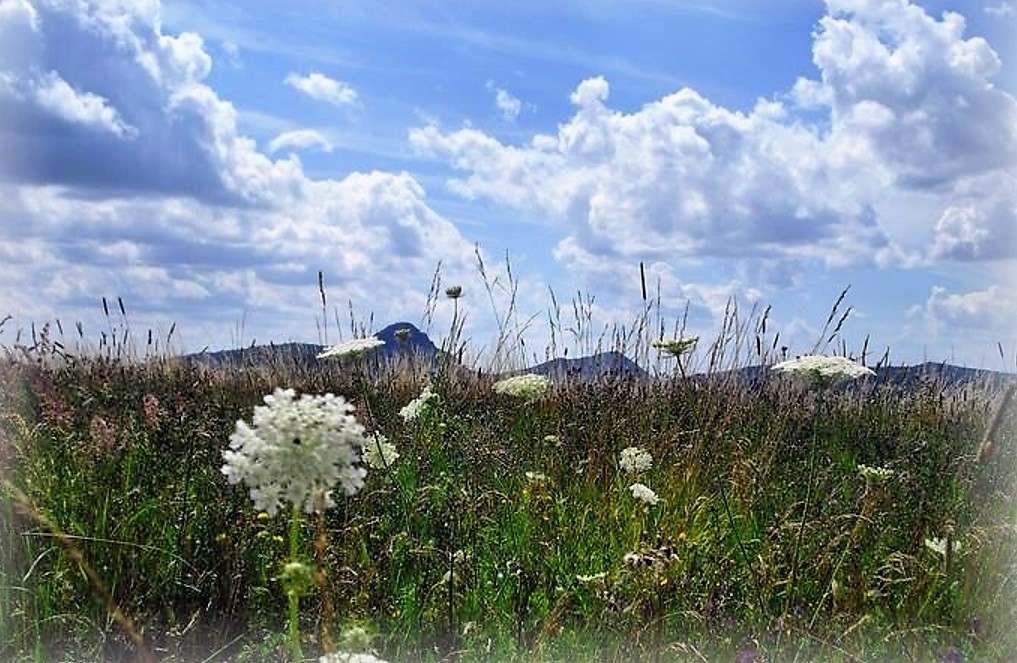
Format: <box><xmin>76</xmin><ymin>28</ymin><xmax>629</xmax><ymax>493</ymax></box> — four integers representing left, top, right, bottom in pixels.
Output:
<box><xmin>0</xmin><ymin>342</ymin><xmax>1014</xmax><ymax>662</ymax></box>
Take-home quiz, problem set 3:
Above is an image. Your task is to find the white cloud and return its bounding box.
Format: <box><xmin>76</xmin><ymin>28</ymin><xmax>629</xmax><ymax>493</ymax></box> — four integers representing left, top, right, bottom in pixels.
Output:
<box><xmin>284</xmin><ymin>71</ymin><xmax>358</xmax><ymax>107</ymax></box>
<box><xmin>0</xmin><ymin>0</ymin><xmax>39</xmax><ymax>70</ymax></box>
<box><xmin>413</xmin><ymin>0</ymin><xmax>1017</xmax><ymax>279</ymax></box>
<box><xmin>412</xmin><ymin>78</ymin><xmax>897</xmax><ymax>274</ymax></box>
<box><xmin>485</xmin><ymin>80</ymin><xmax>522</xmax><ymax>121</ymax></box>
<box><xmin>33</xmin><ymin>71</ymin><xmax>137</xmax><ymax>137</ymax></box>
<box><xmin>221</xmin><ymin>40</ymin><xmax>242</xmax><ymax>68</ymax></box>
<box><xmin>803</xmin><ymin>0</ymin><xmax>1017</xmax><ymax>188</ymax></box>
<box><xmin>985</xmin><ymin>2</ymin><xmax>1014</xmax><ymax>16</ymax></box>
<box><xmin>268</xmin><ymin>129</ymin><xmax>334</xmax><ymax>154</ymax></box>
<box><xmin>0</xmin><ymin>0</ymin><xmax>485</xmax><ymax>354</ymax></box>
<box><xmin>928</xmin><ymin>172</ymin><xmax>1017</xmax><ymax>261</ymax></box>
<box><xmin>909</xmin><ymin>284</ymin><xmax>1017</xmax><ymax>330</ymax></box>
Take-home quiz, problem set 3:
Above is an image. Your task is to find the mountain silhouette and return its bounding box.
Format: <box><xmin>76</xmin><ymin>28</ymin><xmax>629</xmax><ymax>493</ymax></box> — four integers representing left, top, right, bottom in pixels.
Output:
<box><xmin>184</xmin><ymin>324</ymin><xmax>1013</xmax><ymax>393</ymax></box>
<box><xmin>187</xmin><ymin>321</ymin><xmax>438</xmax><ymax>369</ymax></box>
<box><xmin>714</xmin><ymin>360</ymin><xmax>1014</xmax><ymax>394</ymax></box>
<box><xmin>527</xmin><ymin>350</ymin><xmax>648</xmax><ymax>380</ymax></box>
<box><xmin>372</xmin><ymin>322</ymin><xmax>440</xmax><ymax>360</ymax></box>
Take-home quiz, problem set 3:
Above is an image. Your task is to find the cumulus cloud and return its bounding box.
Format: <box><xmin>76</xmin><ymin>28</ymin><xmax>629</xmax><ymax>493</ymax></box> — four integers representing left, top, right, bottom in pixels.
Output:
<box><xmin>0</xmin><ymin>0</ymin><xmax>286</xmax><ymax>203</ymax></box>
<box><xmin>284</xmin><ymin>71</ymin><xmax>358</xmax><ymax>107</ymax></box>
<box><xmin>0</xmin><ymin>0</ymin><xmax>480</xmax><ymax>352</ymax></box>
<box><xmin>796</xmin><ymin>0</ymin><xmax>1017</xmax><ymax>189</ymax></box>
<box><xmin>0</xmin><ymin>0</ymin><xmax>40</xmax><ymax>70</ymax></box>
<box><xmin>909</xmin><ymin>284</ymin><xmax>1017</xmax><ymax>331</ymax></box>
<box><xmin>32</xmin><ymin>71</ymin><xmax>137</xmax><ymax>137</ymax></box>
<box><xmin>268</xmin><ymin>129</ymin><xmax>334</xmax><ymax>154</ymax></box>
<box><xmin>412</xmin><ymin>77</ymin><xmax>897</xmax><ymax>277</ymax></box>
<box><xmin>928</xmin><ymin>172</ymin><xmax>1017</xmax><ymax>261</ymax></box>
<box><xmin>413</xmin><ymin>0</ymin><xmax>1017</xmax><ymax>283</ymax></box>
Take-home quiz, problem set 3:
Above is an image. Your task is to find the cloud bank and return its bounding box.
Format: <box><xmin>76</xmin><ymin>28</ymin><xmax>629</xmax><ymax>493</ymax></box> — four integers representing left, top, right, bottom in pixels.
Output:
<box><xmin>0</xmin><ymin>0</ymin><xmax>478</xmax><ymax>350</ymax></box>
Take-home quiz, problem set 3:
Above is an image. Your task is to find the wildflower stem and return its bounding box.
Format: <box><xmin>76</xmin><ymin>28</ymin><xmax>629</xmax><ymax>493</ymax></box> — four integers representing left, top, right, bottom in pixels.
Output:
<box><xmin>786</xmin><ymin>389</ymin><xmax>823</xmax><ymax>620</ymax></box>
<box><xmin>287</xmin><ymin>505</ymin><xmax>303</xmax><ymax>662</ymax></box>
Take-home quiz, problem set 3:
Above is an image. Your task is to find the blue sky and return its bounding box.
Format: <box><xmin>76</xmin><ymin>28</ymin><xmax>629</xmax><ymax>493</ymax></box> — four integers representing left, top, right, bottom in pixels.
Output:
<box><xmin>0</xmin><ymin>0</ymin><xmax>1015</xmax><ymax>371</ymax></box>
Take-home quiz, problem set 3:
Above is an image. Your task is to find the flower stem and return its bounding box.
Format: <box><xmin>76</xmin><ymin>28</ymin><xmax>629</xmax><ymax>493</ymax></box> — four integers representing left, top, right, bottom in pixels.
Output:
<box><xmin>287</xmin><ymin>505</ymin><xmax>303</xmax><ymax>662</ymax></box>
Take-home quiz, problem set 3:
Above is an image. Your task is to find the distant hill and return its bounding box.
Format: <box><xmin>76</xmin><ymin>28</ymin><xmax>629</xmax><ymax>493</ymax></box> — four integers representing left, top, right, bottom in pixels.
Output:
<box><xmin>369</xmin><ymin>322</ymin><xmax>440</xmax><ymax>361</ymax></box>
<box><xmin>870</xmin><ymin>361</ymin><xmax>1015</xmax><ymax>392</ymax></box>
<box><xmin>187</xmin><ymin>321</ymin><xmax>438</xmax><ymax>368</ymax></box>
<box><xmin>527</xmin><ymin>350</ymin><xmax>648</xmax><ymax>380</ymax></box>
<box><xmin>712</xmin><ymin>360</ymin><xmax>1014</xmax><ymax>393</ymax></box>
<box><xmin>185</xmin><ymin>324</ymin><xmax>1014</xmax><ymax>393</ymax></box>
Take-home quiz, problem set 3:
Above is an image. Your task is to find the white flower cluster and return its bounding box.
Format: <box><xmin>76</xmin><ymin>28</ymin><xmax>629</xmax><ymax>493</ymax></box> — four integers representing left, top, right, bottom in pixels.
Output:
<box><xmin>221</xmin><ymin>388</ymin><xmax>368</xmax><ymax>516</ymax></box>
<box><xmin>857</xmin><ymin>463</ymin><xmax>895</xmax><ymax>484</ymax></box>
<box><xmin>771</xmin><ymin>355</ymin><xmax>875</xmax><ymax>382</ymax></box>
<box><xmin>629</xmin><ymin>482</ymin><xmax>660</xmax><ymax>506</ymax></box>
<box><xmin>319</xmin><ymin>653</ymin><xmax>389</xmax><ymax>663</ymax></box>
<box><xmin>317</xmin><ymin>336</ymin><xmax>385</xmax><ymax>360</ymax></box>
<box><xmin>492</xmin><ymin>373</ymin><xmax>550</xmax><ymax>401</ymax></box>
<box><xmin>363</xmin><ymin>434</ymin><xmax>400</xmax><ymax>470</ymax></box>
<box><xmin>924</xmin><ymin>537</ymin><xmax>961</xmax><ymax>557</ymax></box>
<box><xmin>524</xmin><ymin>471</ymin><xmax>549</xmax><ymax>484</ymax></box>
<box><xmin>619</xmin><ymin>446</ymin><xmax>653</xmax><ymax>474</ymax></box>
<box><xmin>399</xmin><ymin>385</ymin><xmax>438</xmax><ymax>421</ymax></box>
<box><xmin>651</xmin><ymin>336</ymin><xmax>698</xmax><ymax>357</ymax></box>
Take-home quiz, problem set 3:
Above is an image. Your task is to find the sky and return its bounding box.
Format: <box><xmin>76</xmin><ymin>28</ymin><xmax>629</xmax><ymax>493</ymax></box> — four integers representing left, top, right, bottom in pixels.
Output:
<box><xmin>0</xmin><ymin>0</ymin><xmax>1015</xmax><ymax>371</ymax></box>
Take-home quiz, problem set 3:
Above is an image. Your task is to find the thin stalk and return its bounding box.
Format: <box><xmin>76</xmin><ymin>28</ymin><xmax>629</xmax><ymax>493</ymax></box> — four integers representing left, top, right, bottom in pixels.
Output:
<box><xmin>287</xmin><ymin>506</ymin><xmax>303</xmax><ymax>663</ymax></box>
<box><xmin>785</xmin><ymin>389</ymin><xmax>824</xmax><ymax>619</ymax></box>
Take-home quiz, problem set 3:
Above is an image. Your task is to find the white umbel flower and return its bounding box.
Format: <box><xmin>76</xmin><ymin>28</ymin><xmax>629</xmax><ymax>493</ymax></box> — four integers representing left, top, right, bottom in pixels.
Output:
<box><xmin>924</xmin><ymin>537</ymin><xmax>961</xmax><ymax>557</ymax></box>
<box><xmin>629</xmin><ymin>482</ymin><xmax>660</xmax><ymax>506</ymax></box>
<box><xmin>319</xmin><ymin>653</ymin><xmax>390</xmax><ymax>663</ymax></box>
<box><xmin>492</xmin><ymin>373</ymin><xmax>550</xmax><ymax>401</ymax></box>
<box><xmin>771</xmin><ymin>355</ymin><xmax>874</xmax><ymax>382</ymax></box>
<box><xmin>222</xmin><ymin>388</ymin><xmax>368</xmax><ymax>516</ymax></box>
<box><xmin>399</xmin><ymin>385</ymin><xmax>438</xmax><ymax>421</ymax></box>
<box><xmin>317</xmin><ymin>336</ymin><xmax>385</xmax><ymax>359</ymax></box>
<box><xmin>619</xmin><ymin>446</ymin><xmax>653</xmax><ymax>474</ymax></box>
<box><xmin>363</xmin><ymin>434</ymin><xmax>399</xmax><ymax>469</ymax></box>
<box><xmin>857</xmin><ymin>464</ymin><xmax>895</xmax><ymax>484</ymax></box>
<box><xmin>651</xmin><ymin>337</ymin><xmax>698</xmax><ymax>357</ymax></box>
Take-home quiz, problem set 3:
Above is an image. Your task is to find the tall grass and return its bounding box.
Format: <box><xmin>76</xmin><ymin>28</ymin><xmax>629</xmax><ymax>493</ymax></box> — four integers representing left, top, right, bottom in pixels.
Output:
<box><xmin>0</xmin><ymin>273</ymin><xmax>1014</xmax><ymax>663</ymax></box>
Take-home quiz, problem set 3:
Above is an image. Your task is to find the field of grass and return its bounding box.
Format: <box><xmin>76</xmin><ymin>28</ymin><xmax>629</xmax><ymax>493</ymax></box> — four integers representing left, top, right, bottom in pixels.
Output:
<box><xmin>0</xmin><ymin>287</ymin><xmax>1015</xmax><ymax>663</ymax></box>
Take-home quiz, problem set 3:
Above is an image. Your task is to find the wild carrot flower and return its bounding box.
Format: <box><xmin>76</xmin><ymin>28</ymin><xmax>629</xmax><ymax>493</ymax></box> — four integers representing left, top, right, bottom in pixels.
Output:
<box><xmin>399</xmin><ymin>385</ymin><xmax>438</xmax><ymax>421</ymax></box>
<box><xmin>319</xmin><ymin>653</ymin><xmax>390</xmax><ymax>663</ymax></box>
<box><xmin>317</xmin><ymin>336</ymin><xmax>385</xmax><ymax>359</ymax></box>
<box><xmin>629</xmin><ymin>482</ymin><xmax>660</xmax><ymax>506</ymax></box>
<box><xmin>771</xmin><ymin>354</ymin><xmax>874</xmax><ymax>383</ymax></box>
<box><xmin>857</xmin><ymin>464</ymin><xmax>894</xmax><ymax>484</ymax></box>
<box><xmin>652</xmin><ymin>337</ymin><xmax>698</xmax><ymax>357</ymax></box>
<box><xmin>619</xmin><ymin>446</ymin><xmax>653</xmax><ymax>474</ymax></box>
<box><xmin>221</xmin><ymin>388</ymin><xmax>368</xmax><ymax>516</ymax></box>
<box><xmin>363</xmin><ymin>434</ymin><xmax>399</xmax><ymax>469</ymax></box>
<box><xmin>493</xmin><ymin>373</ymin><xmax>549</xmax><ymax>401</ymax></box>
<box><xmin>525</xmin><ymin>471</ymin><xmax>549</xmax><ymax>484</ymax></box>
<box><xmin>445</xmin><ymin>285</ymin><xmax>463</xmax><ymax>299</ymax></box>
<box><xmin>925</xmin><ymin>537</ymin><xmax>961</xmax><ymax>557</ymax></box>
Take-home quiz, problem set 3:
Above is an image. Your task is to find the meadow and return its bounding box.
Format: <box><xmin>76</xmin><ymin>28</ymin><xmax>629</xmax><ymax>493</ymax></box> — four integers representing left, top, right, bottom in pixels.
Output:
<box><xmin>0</xmin><ymin>283</ymin><xmax>1015</xmax><ymax>663</ymax></box>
